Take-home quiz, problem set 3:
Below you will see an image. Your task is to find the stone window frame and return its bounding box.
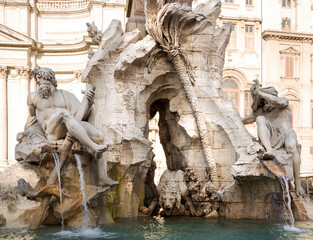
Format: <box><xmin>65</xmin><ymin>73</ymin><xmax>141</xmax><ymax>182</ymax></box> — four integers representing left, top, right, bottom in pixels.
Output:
<box><xmin>282</xmin><ymin>18</ymin><xmax>291</xmax><ymax>31</ymax></box>
<box><xmin>282</xmin><ymin>0</ymin><xmax>292</xmax><ymax>8</ymax></box>
<box><xmin>279</xmin><ymin>46</ymin><xmax>300</xmax><ymax>81</ymax></box>
<box><xmin>246</xmin><ymin>0</ymin><xmax>253</xmax><ymax>5</ymax></box>
<box><xmin>244</xmin><ymin>91</ymin><xmax>252</xmax><ymax>117</ymax></box>
<box><xmin>229</xmin><ymin>24</ymin><xmax>237</xmax><ymax>48</ymax></box>
<box><xmin>223</xmin><ymin>68</ymin><xmax>252</xmax><ymax>117</ymax></box>
<box><xmin>245</xmin><ymin>25</ymin><xmax>254</xmax><ymax>49</ymax></box>
<box><xmin>223</xmin><ymin>78</ymin><xmax>241</xmax><ymax>112</ymax></box>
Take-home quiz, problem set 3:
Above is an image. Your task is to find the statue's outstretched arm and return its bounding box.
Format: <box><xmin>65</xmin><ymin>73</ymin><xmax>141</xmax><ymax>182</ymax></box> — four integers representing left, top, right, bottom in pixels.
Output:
<box><xmin>242</xmin><ymin>113</ymin><xmax>256</xmax><ymax>125</ymax></box>
<box><xmin>258</xmin><ymin>91</ymin><xmax>288</xmax><ymax>108</ymax></box>
<box><xmin>252</xmin><ymin>79</ymin><xmax>288</xmax><ymax>108</ymax></box>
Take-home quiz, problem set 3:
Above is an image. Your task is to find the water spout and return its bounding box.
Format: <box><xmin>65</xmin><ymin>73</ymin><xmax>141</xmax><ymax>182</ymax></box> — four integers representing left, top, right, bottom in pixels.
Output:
<box><xmin>74</xmin><ymin>153</ymin><xmax>90</xmax><ymax>227</ymax></box>
<box><xmin>52</xmin><ymin>152</ymin><xmax>64</xmax><ymax>229</ymax></box>
<box><xmin>279</xmin><ymin>176</ymin><xmax>295</xmax><ymax>226</ymax></box>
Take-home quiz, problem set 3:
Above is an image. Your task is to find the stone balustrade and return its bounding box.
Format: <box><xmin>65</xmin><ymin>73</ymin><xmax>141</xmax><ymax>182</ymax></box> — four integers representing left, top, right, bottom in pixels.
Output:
<box><xmin>36</xmin><ymin>0</ymin><xmax>126</xmax><ymax>11</ymax></box>
<box><xmin>36</xmin><ymin>0</ymin><xmax>90</xmax><ymax>11</ymax></box>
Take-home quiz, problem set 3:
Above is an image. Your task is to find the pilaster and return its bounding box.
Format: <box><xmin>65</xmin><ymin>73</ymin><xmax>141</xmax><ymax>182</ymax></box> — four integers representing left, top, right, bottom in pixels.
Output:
<box><xmin>0</xmin><ymin>66</ymin><xmax>9</xmax><ymax>169</ymax></box>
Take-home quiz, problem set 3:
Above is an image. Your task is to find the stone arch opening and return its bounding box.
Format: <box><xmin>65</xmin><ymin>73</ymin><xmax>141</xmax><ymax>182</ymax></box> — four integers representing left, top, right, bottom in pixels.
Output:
<box><xmin>149</xmin><ymin>99</ymin><xmax>187</xmax><ymax>175</ymax></box>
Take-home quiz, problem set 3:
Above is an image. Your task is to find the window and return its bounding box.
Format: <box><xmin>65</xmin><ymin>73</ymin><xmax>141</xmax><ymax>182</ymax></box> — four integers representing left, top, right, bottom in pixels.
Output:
<box><xmin>244</xmin><ymin>92</ymin><xmax>252</xmax><ymax>116</ymax></box>
<box><xmin>282</xmin><ymin>18</ymin><xmax>291</xmax><ymax>31</ymax></box>
<box><xmin>225</xmin><ymin>0</ymin><xmax>234</xmax><ymax>2</ymax></box>
<box><xmin>246</xmin><ymin>0</ymin><xmax>253</xmax><ymax>5</ymax></box>
<box><xmin>223</xmin><ymin>78</ymin><xmax>240</xmax><ymax>111</ymax></box>
<box><xmin>282</xmin><ymin>0</ymin><xmax>291</xmax><ymax>8</ymax></box>
<box><xmin>229</xmin><ymin>24</ymin><xmax>236</xmax><ymax>48</ymax></box>
<box><xmin>285</xmin><ymin>55</ymin><xmax>295</xmax><ymax>77</ymax></box>
<box><xmin>245</xmin><ymin>26</ymin><xmax>254</xmax><ymax>49</ymax></box>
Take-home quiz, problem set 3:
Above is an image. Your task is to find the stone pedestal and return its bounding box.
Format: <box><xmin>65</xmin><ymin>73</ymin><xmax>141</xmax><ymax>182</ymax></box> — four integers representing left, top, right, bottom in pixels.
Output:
<box><xmin>0</xmin><ymin>66</ymin><xmax>9</xmax><ymax>169</ymax></box>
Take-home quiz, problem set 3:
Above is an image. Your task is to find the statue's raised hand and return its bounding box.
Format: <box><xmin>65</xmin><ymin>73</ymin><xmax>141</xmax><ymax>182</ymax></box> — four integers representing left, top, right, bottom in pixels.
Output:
<box><xmin>252</xmin><ymin>79</ymin><xmax>260</xmax><ymax>95</ymax></box>
<box><xmin>86</xmin><ymin>89</ymin><xmax>95</xmax><ymax>105</ymax></box>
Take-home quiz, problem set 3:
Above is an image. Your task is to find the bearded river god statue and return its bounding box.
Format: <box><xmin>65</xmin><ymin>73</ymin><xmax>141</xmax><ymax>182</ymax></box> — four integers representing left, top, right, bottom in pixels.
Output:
<box><xmin>15</xmin><ymin>66</ymin><xmax>118</xmax><ymax>229</ymax></box>
<box><xmin>242</xmin><ymin>80</ymin><xmax>305</xmax><ymax>197</ymax></box>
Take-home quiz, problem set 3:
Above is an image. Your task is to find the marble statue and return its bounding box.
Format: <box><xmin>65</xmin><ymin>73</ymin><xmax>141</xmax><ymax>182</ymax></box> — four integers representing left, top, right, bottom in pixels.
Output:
<box><xmin>140</xmin><ymin>170</ymin><xmax>200</xmax><ymax>216</ymax></box>
<box><xmin>242</xmin><ymin>79</ymin><xmax>305</xmax><ymax>196</ymax></box>
<box><xmin>5</xmin><ymin>0</ymin><xmax>308</xmax><ymax>229</ymax></box>
<box><xmin>28</xmin><ymin>66</ymin><xmax>116</xmax><ymax>187</ymax></box>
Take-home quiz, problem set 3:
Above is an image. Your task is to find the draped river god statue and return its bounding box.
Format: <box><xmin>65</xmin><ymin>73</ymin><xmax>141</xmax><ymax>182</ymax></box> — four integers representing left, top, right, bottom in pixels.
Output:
<box><xmin>242</xmin><ymin>79</ymin><xmax>305</xmax><ymax>197</ymax></box>
<box><xmin>27</xmin><ymin>66</ymin><xmax>117</xmax><ymax>187</ymax></box>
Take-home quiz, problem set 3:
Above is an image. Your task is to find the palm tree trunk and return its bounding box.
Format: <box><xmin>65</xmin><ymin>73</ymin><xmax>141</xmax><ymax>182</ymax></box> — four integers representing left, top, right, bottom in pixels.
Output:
<box><xmin>170</xmin><ymin>54</ymin><xmax>218</xmax><ymax>185</ymax></box>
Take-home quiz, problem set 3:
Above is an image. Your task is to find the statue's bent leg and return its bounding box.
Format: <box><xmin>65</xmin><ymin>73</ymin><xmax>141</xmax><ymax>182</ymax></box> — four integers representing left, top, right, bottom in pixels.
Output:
<box><xmin>46</xmin><ymin>109</ymin><xmax>105</xmax><ymax>153</ymax></box>
<box><xmin>80</xmin><ymin>121</ymin><xmax>118</xmax><ymax>186</ymax></box>
<box><xmin>256</xmin><ymin>116</ymin><xmax>275</xmax><ymax>156</ymax></box>
<box><xmin>80</xmin><ymin>121</ymin><xmax>104</xmax><ymax>144</ymax></box>
<box><xmin>285</xmin><ymin>130</ymin><xmax>305</xmax><ymax>196</ymax></box>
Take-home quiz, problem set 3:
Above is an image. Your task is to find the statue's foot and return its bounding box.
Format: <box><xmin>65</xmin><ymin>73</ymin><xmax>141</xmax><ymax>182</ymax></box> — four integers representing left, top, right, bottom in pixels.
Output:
<box><xmin>98</xmin><ymin>176</ymin><xmax>119</xmax><ymax>187</ymax></box>
<box><xmin>95</xmin><ymin>144</ymin><xmax>107</xmax><ymax>159</ymax></box>
<box><xmin>263</xmin><ymin>149</ymin><xmax>276</xmax><ymax>159</ymax></box>
<box><xmin>139</xmin><ymin>206</ymin><xmax>151</xmax><ymax>215</ymax></box>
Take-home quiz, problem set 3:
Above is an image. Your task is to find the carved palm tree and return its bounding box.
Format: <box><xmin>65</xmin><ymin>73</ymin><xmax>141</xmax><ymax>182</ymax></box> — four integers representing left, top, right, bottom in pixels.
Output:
<box><xmin>145</xmin><ymin>0</ymin><xmax>218</xmax><ymax>185</ymax></box>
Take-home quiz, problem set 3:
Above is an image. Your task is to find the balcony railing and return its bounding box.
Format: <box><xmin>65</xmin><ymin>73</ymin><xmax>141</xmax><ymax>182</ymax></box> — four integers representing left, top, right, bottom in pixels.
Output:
<box><xmin>36</xmin><ymin>0</ymin><xmax>126</xmax><ymax>11</ymax></box>
<box><xmin>36</xmin><ymin>0</ymin><xmax>90</xmax><ymax>11</ymax></box>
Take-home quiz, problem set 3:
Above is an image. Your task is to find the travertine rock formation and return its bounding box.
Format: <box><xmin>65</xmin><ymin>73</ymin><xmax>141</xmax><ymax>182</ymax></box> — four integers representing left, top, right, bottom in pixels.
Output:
<box><xmin>11</xmin><ymin>0</ymin><xmax>308</xmax><ymax>226</ymax></box>
<box><xmin>81</xmin><ymin>0</ymin><xmax>293</xmax><ymax>220</ymax></box>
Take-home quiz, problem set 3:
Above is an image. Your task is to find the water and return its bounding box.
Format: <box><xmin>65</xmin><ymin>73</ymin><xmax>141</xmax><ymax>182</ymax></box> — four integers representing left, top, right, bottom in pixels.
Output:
<box><xmin>1</xmin><ymin>217</ymin><xmax>313</xmax><ymax>240</ymax></box>
<box><xmin>279</xmin><ymin>176</ymin><xmax>295</xmax><ymax>226</ymax></box>
<box><xmin>74</xmin><ymin>153</ymin><xmax>90</xmax><ymax>227</ymax></box>
<box><xmin>51</xmin><ymin>152</ymin><xmax>64</xmax><ymax>229</ymax></box>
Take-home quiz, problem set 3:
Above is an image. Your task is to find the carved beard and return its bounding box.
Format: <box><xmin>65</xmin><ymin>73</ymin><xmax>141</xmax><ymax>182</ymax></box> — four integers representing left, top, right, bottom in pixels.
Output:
<box><xmin>38</xmin><ymin>82</ymin><xmax>51</xmax><ymax>99</ymax></box>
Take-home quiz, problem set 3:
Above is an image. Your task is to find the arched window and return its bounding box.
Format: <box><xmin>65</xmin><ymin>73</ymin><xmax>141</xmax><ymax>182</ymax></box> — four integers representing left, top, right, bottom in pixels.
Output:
<box><xmin>223</xmin><ymin>78</ymin><xmax>240</xmax><ymax>111</ymax></box>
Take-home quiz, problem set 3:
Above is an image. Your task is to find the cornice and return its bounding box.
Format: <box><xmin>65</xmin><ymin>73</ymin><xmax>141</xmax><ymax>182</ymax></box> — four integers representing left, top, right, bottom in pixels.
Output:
<box><xmin>218</xmin><ymin>15</ymin><xmax>262</xmax><ymax>24</ymax></box>
<box><xmin>0</xmin><ymin>35</ymin><xmax>94</xmax><ymax>53</ymax></box>
<box><xmin>0</xmin><ymin>1</ymin><xmax>31</xmax><ymax>8</ymax></box>
<box><xmin>37</xmin><ymin>36</ymin><xmax>92</xmax><ymax>53</ymax></box>
<box><xmin>262</xmin><ymin>30</ymin><xmax>313</xmax><ymax>42</ymax></box>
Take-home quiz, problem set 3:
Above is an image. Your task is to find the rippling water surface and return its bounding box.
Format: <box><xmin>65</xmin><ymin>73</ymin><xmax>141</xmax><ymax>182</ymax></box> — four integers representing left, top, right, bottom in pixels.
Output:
<box><xmin>1</xmin><ymin>217</ymin><xmax>313</xmax><ymax>240</ymax></box>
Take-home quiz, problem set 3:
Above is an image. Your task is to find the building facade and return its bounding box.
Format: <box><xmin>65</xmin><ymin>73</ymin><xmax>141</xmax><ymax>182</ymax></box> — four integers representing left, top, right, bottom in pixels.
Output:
<box><xmin>261</xmin><ymin>0</ymin><xmax>313</xmax><ymax>175</ymax></box>
<box><xmin>211</xmin><ymin>0</ymin><xmax>313</xmax><ymax>176</ymax></box>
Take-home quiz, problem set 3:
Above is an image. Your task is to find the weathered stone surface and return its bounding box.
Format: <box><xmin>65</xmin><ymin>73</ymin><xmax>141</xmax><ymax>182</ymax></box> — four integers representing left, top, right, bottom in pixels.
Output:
<box><xmin>204</xmin><ymin>209</ymin><xmax>219</xmax><ymax>219</ymax></box>
<box><xmin>9</xmin><ymin>0</ymin><xmax>308</xmax><ymax>226</ymax></box>
<box><xmin>0</xmin><ymin>213</ymin><xmax>6</xmax><ymax>226</ymax></box>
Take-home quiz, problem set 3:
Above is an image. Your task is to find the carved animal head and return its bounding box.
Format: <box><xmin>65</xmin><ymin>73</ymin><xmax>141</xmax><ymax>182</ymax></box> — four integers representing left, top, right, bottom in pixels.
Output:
<box><xmin>160</xmin><ymin>189</ymin><xmax>182</xmax><ymax>212</ymax></box>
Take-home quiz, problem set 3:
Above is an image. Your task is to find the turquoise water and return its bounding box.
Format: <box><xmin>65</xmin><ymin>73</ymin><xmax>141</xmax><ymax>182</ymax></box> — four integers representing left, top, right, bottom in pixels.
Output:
<box><xmin>1</xmin><ymin>217</ymin><xmax>313</xmax><ymax>240</ymax></box>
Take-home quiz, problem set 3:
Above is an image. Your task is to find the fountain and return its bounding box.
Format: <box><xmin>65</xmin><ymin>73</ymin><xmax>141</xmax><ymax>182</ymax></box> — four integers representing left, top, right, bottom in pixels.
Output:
<box><xmin>74</xmin><ymin>153</ymin><xmax>91</xmax><ymax>227</ymax></box>
<box><xmin>52</xmin><ymin>152</ymin><xmax>64</xmax><ymax>228</ymax></box>
<box><xmin>0</xmin><ymin>0</ymin><xmax>309</xmax><ymax>232</ymax></box>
